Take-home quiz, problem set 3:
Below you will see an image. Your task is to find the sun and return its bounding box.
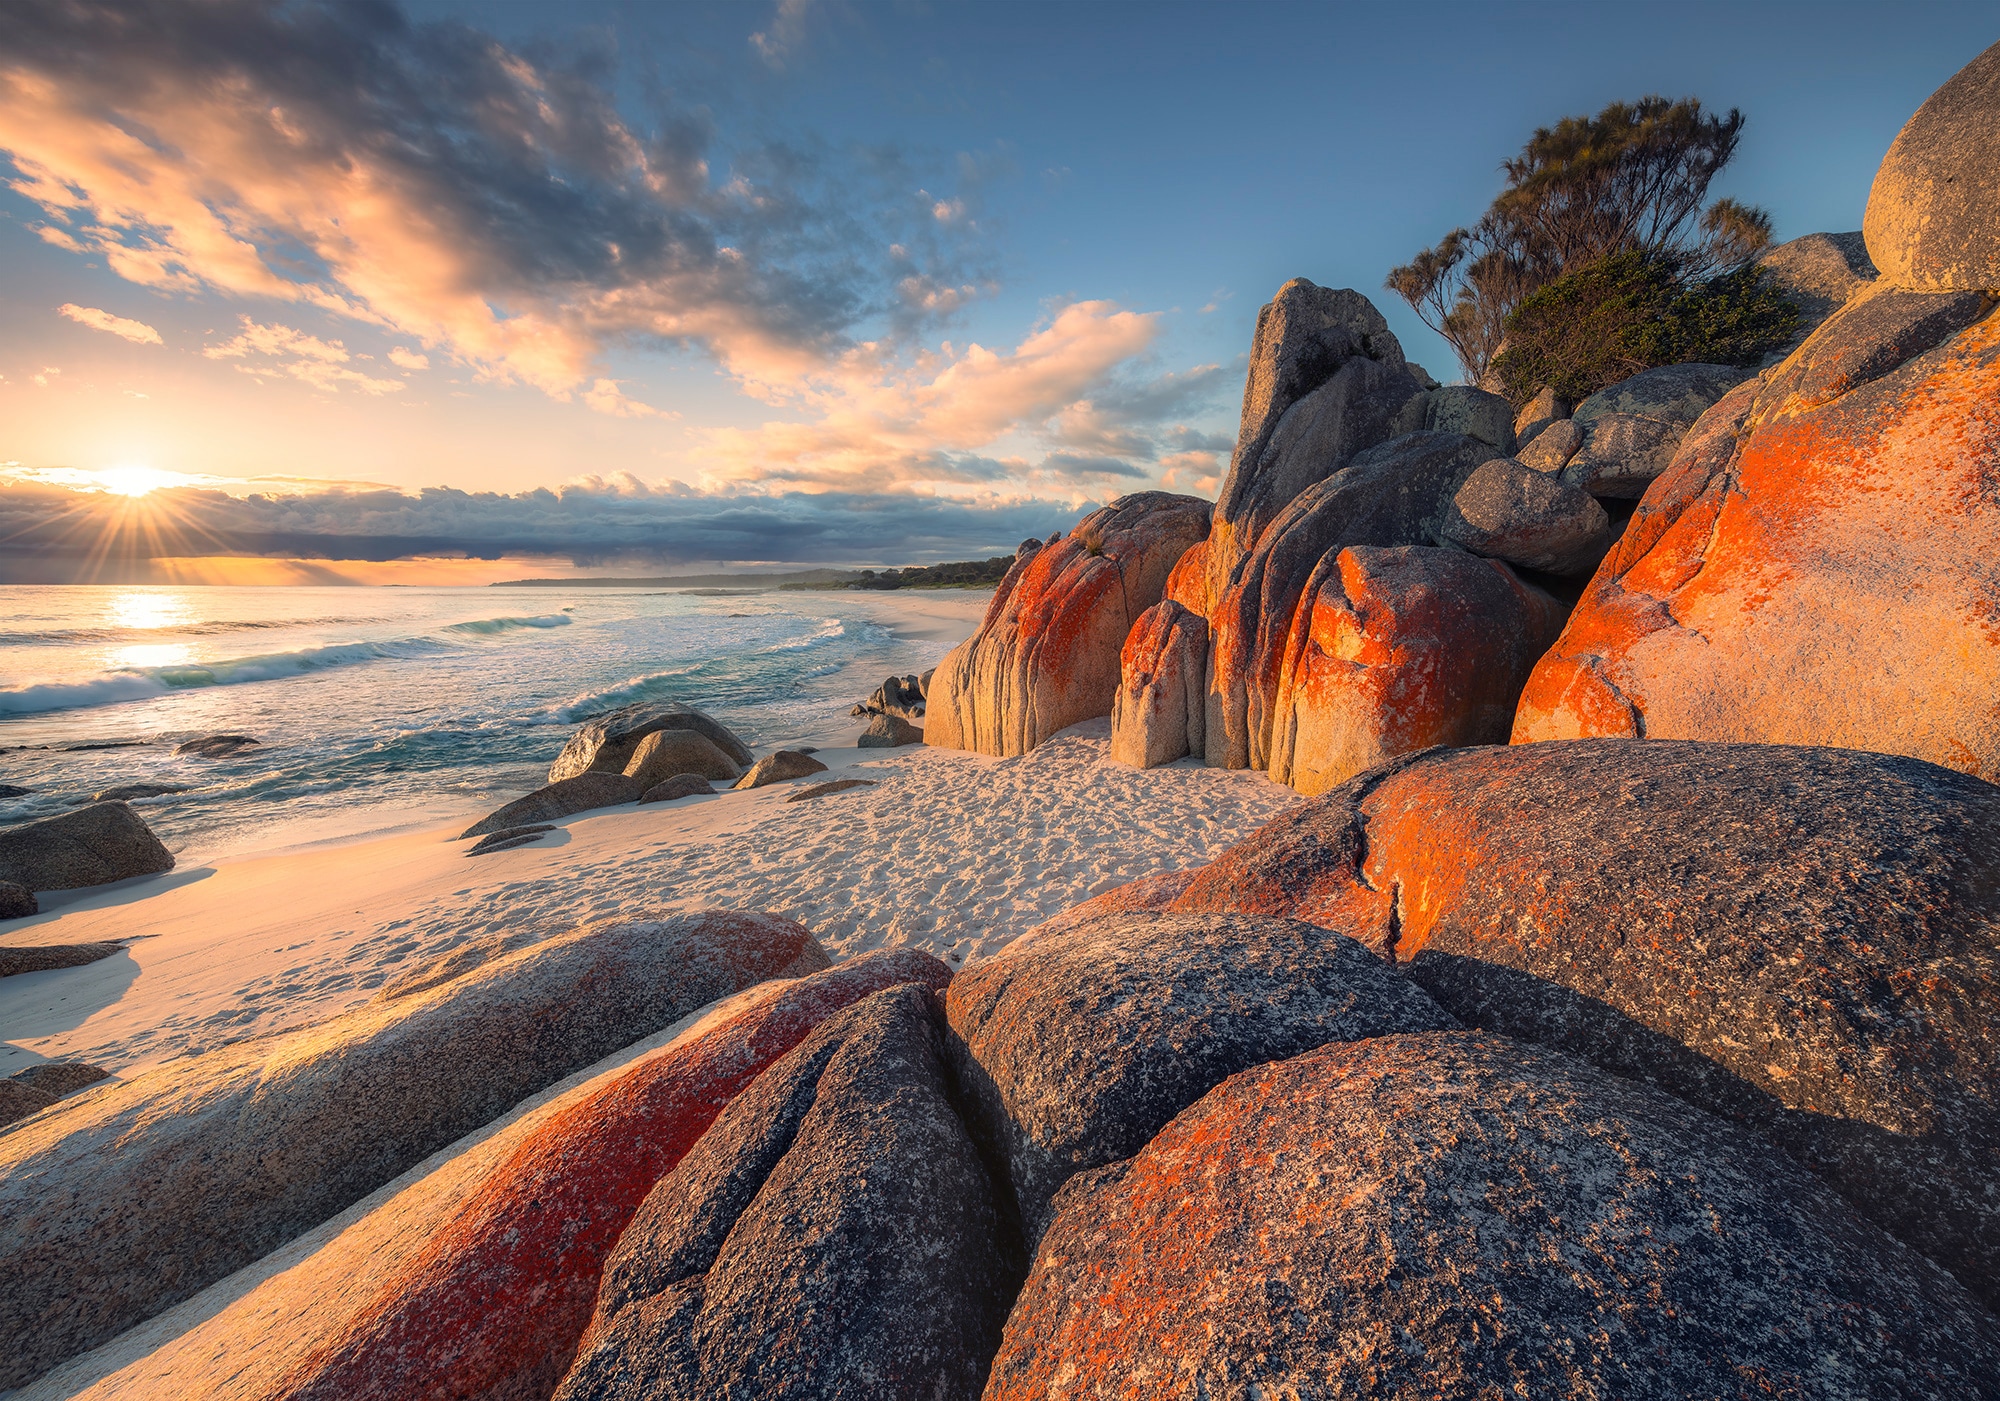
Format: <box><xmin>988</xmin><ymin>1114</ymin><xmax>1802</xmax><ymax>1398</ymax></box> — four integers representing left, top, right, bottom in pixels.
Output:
<box><xmin>94</xmin><ymin>465</ymin><xmax>184</xmax><ymax>497</ymax></box>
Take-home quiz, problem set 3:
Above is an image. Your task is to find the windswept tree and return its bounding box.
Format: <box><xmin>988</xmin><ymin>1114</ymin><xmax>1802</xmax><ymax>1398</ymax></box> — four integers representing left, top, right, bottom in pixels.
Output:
<box><xmin>1389</xmin><ymin>97</ymin><xmax>1773</xmax><ymax>384</ymax></box>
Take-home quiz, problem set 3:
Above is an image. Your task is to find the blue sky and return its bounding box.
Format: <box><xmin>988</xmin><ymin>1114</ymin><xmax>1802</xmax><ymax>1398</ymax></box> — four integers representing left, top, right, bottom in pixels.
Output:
<box><xmin>0</xmin><ymin>0</ymin><xmax>1990</xmax><ymax>575</ymax></box>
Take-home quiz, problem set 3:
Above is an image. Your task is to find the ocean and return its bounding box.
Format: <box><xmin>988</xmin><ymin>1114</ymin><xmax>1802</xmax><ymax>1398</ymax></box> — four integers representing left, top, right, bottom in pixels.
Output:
<box><xmin>0</xmin><ymin>584</ymin><xmax>963</xmax><ymax>863</ymax></box>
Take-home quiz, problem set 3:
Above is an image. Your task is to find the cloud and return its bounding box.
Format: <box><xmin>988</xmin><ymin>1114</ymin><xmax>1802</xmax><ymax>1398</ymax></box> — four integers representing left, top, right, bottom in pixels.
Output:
<box><xmin>750</xmin><ymin>0</ymin><xmax>813</xmax><ymax>68</ymax></box>
<box><xmin>580</xmin><ymin>378</ymin><xmax>675</xmax><ymax>419</ymax></box>
<box><xmin>0</xmin><ymin>0</ymin><xmax>987</xmax><ymax>401</ymax></box>
<box><xmin>0</xmin><ymin>473</ymin><xmax>1086</xmax><ymax>582</ymax></box>
<box><xmin>387</xmin><ymin>347</ymin><xmax>429</xmax><ymax>371</ymax></box>
<box><xmin>203</xmin><ymin>316</ymin><xmax>405</xmax><ymax>394</ymax></box>
<box><xmin>696</xmin><ymin>300</ymin><xmax>1164</xmax><ymax>492</ymax></box>
<box><xmin>31</xmin><ymin>367</ymin><xmax>59</xmax><ymax>387</ymax></box>
<box><xmin>57</xmin><ymin>303</ymin><xmax>163</xmax><ymax>344</ymax></box>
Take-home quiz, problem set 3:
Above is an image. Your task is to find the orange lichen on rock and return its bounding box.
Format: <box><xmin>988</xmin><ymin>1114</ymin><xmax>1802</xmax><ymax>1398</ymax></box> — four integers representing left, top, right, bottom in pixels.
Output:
<box><xmin>1512</xmin><ymin>287</ymin><xmax>2000</xmax><ymax>775</ymax></box>
<box><xmin>272</xmin><ymin>950</ymin><xmax>951</xmax><ymax>1401</ymax></box>
<box><xmin>1265</xmin><ymin>545</ymin><xmax>1567</xmax><ymax>794</ymax></box>
<box><xmin>1108</xmin><ymin>599</ymin><xmax>1208</xmax><ymax>768</ymax></box>
<box><xmin>925</xmin><ymin>493</ymin><xmax>1209</xmax><ymax>757</ymax></box>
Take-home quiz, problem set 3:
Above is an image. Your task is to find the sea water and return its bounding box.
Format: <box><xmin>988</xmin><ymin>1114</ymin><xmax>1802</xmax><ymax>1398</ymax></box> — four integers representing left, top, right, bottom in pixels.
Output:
<box><xmin>0</xmin><ymin>584</ymin><xmax>955</xmax><ymax>862</ymax></box>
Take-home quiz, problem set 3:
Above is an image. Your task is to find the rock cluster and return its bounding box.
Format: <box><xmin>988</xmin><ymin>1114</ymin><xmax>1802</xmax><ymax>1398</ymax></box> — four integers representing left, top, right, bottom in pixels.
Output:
<box><xmin>547</xmin><ymin>702</ymin><xmax>752</xmax><ymax>784</ymax></box>
<box><xmin>0</xmin><ymin>910</ymin><xmax>827</xmax><ymax>1388</ymax></box>
<box><xmin>925</xmin><ymin>493</ymin><xmax>1211</xmax><ymax>757</ymax></box>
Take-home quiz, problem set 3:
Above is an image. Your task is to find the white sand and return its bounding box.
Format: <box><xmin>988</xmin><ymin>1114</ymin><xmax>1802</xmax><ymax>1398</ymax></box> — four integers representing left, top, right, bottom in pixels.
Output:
<box><xmin>1</xmin><ymin>589</ymin><xmax>1296</xmax><ymax>1083</ymax></box>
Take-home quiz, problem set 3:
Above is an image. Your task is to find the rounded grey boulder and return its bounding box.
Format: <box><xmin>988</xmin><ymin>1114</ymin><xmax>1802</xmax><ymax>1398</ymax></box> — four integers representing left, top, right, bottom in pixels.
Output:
<box><xmin>1431</xmin><ymin>456</ymin><xmax>1611</xmax><ymax>575</ymax></box>
<box><xmin>0</xmin><ymin>801</ymin><xmax>174</xmax><ymax>892</ymax></box>
<box><xmin>944</xmin><ymin>910</ymin><xmax>1457</xmax><ymax>1243</ymax></box>
<box><xmin>547</xmin><ymin>702</ymin><xmax>752</xmax><ymax>784</ymax></box>
<box><xmin>621</xmin><ymin>729</ymin><xmax>741</xmax><ymax>786</ymax></box>
<box><xmin>732</xmin><ymin>750</ymin><xmax>828</xmax><ymax>790</ymax></box>
<box><xmin>1865</xmin><ymin>40</ymin><xmax>2000</xmax><ymax>292</ymax></box>
<box><xmin>459</xmin><ymin>772</ymin><xmax>644</xmax><ymax>839</ymax></box>
<box><xmin>987</xmin><ymin>1032</ymin><xmax>2000</xmax><ymax>1399</ymax></box>
<box><xmin>639</xmin><ymin>773</ymin><xmax>715</xmax><ymax>804</ymax></box>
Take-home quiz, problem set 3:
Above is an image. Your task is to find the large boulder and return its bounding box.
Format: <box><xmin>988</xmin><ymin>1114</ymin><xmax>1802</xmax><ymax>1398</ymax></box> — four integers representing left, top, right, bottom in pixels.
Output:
<box><xmin>1204</xmin><ymin>279</ymin><xmax>1420</xmax><ymax>607</ymax></box>
<box><xmin>459</xmin><ymin>772</ymin><xmax>644</xmax><ymax>839</ymax></box>
<box><xmin>925</xmin><ymin>492</ymin><xmax>1210</xmax><ymax>757</ymax></box>
<box><xmin>1165</xmin><ymin>740</ymin><xmax>2000</xmax><ymax>1308</ymax></box>
<box><xmin>1516</xmin><ymin>416</ymin><xmax>1583</xmax><ymax>471</ymax></box>
<box><xmin>0</xmin><ymin>801</ymin><xmax>173</xmax><ymax>892</ymax></box>
<box><xmin>1512</xmin><ymin>285</ymin><xmax>2000</xmax><ymax>774</ymax></box>
<box><xmin>944</xmin><ymin>910</ymin><xmax>1454</xmax><ymax>1243</ymax></box>
<box><xmin>732</xmin><ymin>749</ymin><xmax>828</xmax><ymax>789</ymax></box>
<box><xmin>1864</xmin><ymin>40</ymin><xmax>2000</xmax><ymax>292</ymax></box>
<box><xmin>1560</xmin><ymin>362</ymin><xmax>1750</xmax><ymax>499</ymax></box>
<box><xmin>622</xmin><ymin>729</ymin><xmax>741</xmax><ymax>786</ymax></box>
<box><xmin>0</xmin><ymin>941</ymin><xmax>121</xmax><ymax>976</ymax></box>
<box><xmin>1204</xmin><ymin>431</ymin><xmax>1494</xmax><ymax>770</ymax></box>
<box><xmin>548</xmin><ymin>702</ymin><xmax>752</xmax><ymax>784</ymax></box>
<box><xmin>556</xmin><ymin>984</ymin><xmax>1014</xmax><ymax>1401</ymax></box>
<box><xmin>0</xmin><ymin>911</ymin><xmax>828</xmax><ymax>1391</ymax></box>
<box><xmin>271</xmin><ymin>951</ymin><xmax>949</xmax><ymax>1401</ymax></box>
<box><xmin>1108</xmin><ymin>599</ymin><xmax>1208</xmax><ymax>769</ymax></box>
<box><xmin>857</xmin><ymin>712</ymin><xmax>923</xmax><ymax>748</ymax></box>
<box><xmin>987</xmin><ymin>1033</ymin><xmax>2000</xmax><ymax>1399</ymax></box>
<box><xmin>1264</xmin><ymin>546</ymin><xmax>1568</xmax><ymax>795</ymax></box>
<box><xmin>1428</xmin><ymin>456</ymin><xmax>1612</xmax><ymax>575</ymax></box>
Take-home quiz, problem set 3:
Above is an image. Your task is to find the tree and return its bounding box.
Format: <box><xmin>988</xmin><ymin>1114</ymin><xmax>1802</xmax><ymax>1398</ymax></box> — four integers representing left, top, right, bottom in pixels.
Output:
<box><xmin>1388</xmin><ymin>97</ymin><xmax>1773</xmax><ymax>384</ymax></box>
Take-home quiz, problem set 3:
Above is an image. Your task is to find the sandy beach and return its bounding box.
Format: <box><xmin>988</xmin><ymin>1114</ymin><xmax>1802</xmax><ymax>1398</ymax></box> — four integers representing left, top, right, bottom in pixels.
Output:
<box><xmin>0</xmin><ymin>589</ymin><xmax>1296</xmax><ymax>1084</ymax></box>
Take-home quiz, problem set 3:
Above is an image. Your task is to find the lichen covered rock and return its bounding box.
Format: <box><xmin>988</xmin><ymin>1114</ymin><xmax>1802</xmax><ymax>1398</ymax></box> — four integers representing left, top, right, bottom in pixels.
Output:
<box><xmin>1108</xmin><ymin>599</ymin><xmax>1208</xmax><ymax>769</ymax></box>
<box><xmin>1864</xmin><ymin>39</ymin><xmax>2000</xmax><ymax>292</ymax></box>
<box><xmin>987</xmin><ymin>1033</ymin><xmax>2000</xmax><ymax>1399</ymax></box>
<box><xmin>1167</xmin><ymin>739</ymin><xmax>2000</xmax><ymax>1309</ymax></box>
<box><xmin>1512</xmin><ymin>285</ymin><xmax>2000</xmax><ymax>775</ymax></box>
<box><xmin>1264</xmin><ymin>545</ymin><xmax>1566</xmax><ymax>795</ymax></box>
<box><xmin>926</xmin><ymin>492</ymin><xmax>1210</xmax><ymax>757</ymax></box>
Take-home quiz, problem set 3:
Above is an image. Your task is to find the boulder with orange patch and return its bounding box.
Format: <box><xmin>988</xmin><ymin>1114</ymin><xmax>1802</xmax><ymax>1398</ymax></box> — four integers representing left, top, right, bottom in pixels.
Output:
<box><xmin>272</xmin><ymin>950</ymin><xmax>951</xmax><ymax>1401</ymax></box>
<box><xmin>1107</xmin><ymin>599</ymin><xmax>1208</xmax><ymax>768</ymax></box>
<box><xmin>1265</xmin><ymin>545</ymin><xmax>1566</xmax><ymax>794</ymax></box>
<box><xmin>1164</xmin><ymin>739</ymin><xmax>2000</xmax><ymax>1309</ymax></box>
<box><xmin>924</xmin><ymin>492</ymin><xmax>1209</xmax><ymax>757</ymax></box>
<box><xmin>1511</xmin><ymin>278</ymin><xmax>2000</xmax><ymax>777</ymax></box>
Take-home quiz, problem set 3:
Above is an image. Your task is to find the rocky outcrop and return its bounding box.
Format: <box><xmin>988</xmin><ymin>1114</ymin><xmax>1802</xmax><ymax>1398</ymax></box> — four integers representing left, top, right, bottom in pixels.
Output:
<box><xmin>1864</xmin><ymin>40</ymin><xmax>2000</xmax><ymax>292</ymax></box>
<box><xmin>272</xmin><ymin>952</ymin><xmax>948</xmax><ymax>1401</ymax></box>
<box><xmin>1512</xmin><ymin>284</ymin><xmax>2000</xmax><ymax>774</ymax></box>
<box><xmin>1560</xmin><ymin>361</ymin><xmax>1749</xmax><ymax>498</ymax></box>
<box><xmin>0</xmin><ymin>879</ymin><xmax>37</xmax><ymax>919</ymax></box>
<box><xmin>733</xmin><ymin>749</ymin><xmax>828</xmax><ymax>789</ymax></box>
<box><xmin>11</xmin><ymin>1061</ymin><xmax>111</xmax><ymax>1098</ymax></box>
<box><xmin>0</xmin><ymin>801</ymin><xmax>174</xmax><ymax>891</ymax></box>
<box><xmin>0</xmin><ymin>1080</ymin><xmax>56</xmax><ymax>1128</ymax></box>
<box><xmin>548</xmin><ymin>702</ymin><xmax>752</xmax><ymax>784</ymax></box>
<box><xmin>1107</xmin><ymin>599</ymin><xmax>1207</xmax><ymax>768</ymax></box>
<box><xmin>944</xmin><ymin>911</ymin><xmax>1454</xmax><ymax>1243</ymax></box>
<box><xmin>860</xmin><ymin>674</ymin><xmax>927</xmax><ymax>721</ymax></box>
<box><xmin>857</xmin><ymin>712</ymin><xmax>922</xmax><ymax>747</ymax></box>
<box><xmin>1165</xmin><ymin>739</ymin><xmax>2000</xmax><ymax>1309</ymax></box>
<box><xmin>1389</xmin><ymin>383</ymin><xmax>1515</xmax><ymax>451</ymax></box>
<box><xmin>1203</xmin><ymin>280</ymin><xmax>1420</xmax><ymax>609</ymax></box>
<box><xmin>1205</xmin><ymin>431</ymin><xmax>1495</xmax><ymax>770</ymax></box>
<box><xmin>556</xmin><ymin>984</ymin><xmax>1014</xmax><ymax>1401</ymax></box>
<box><xmin>622</xmin><ymin>729</ymin><xmax>741</xmax><ymax>786</ymax></box>
<box><xmin>0</xmin><ymin>910</ymin><xmax>827</xmax><ymax>1391</ymax></box>
<box><xmin>0</xmin><ymin>941</ymin><xmax>121</xmax><ymax>976</ymax></box>
<box><xmin>1264</xmin><ymin>546</ymin><xmax>1568</xmax><ymax>794</ymax></box>
<box><xmin>92</xmin><ymin>783</ymin><xmax>188</xmax><ymax>802</ymax></box>
<box><xmin>926</xmin><ymin>493</ymin><xmax>1210</xmax><ymax>758</ymax></box>
<box><xmin>459</xmin><ymin>772</ymin><xmax>644</xmax><ymax>839</ymax></box>
<box><xmin>1429</xmin><ymin>455</ymin><xmax>1611</xmax><ymax>574</ymax></box>
<box><xmin>987</xmin><ymin>1033</ymin><xmax>2000</xmax><ymax>1399</ymax></box>
<box><xmin>639</xmin><ymin>774</ymin><xmax>714</xmax><ymax>804</ymax></box>
<box><xmin>466</xmin><ymin>824</ymin><xmax>556</xmax><ymax>855</ymax></box>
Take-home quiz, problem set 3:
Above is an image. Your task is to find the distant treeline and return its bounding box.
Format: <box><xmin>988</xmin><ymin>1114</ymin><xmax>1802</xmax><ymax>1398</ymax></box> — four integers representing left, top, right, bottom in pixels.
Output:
<box><xmin>782</xmin><ymin>555</ymin><xmax>1015</xmax><ymax>591</ymax></box>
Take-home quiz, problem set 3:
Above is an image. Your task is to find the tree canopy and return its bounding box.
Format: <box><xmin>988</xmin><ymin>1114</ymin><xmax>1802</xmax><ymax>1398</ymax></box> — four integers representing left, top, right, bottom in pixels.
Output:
<box><xmin>1387</xmin><ymin>97</ymin><xmax>1773</xmax><ymax>384</ymax></box>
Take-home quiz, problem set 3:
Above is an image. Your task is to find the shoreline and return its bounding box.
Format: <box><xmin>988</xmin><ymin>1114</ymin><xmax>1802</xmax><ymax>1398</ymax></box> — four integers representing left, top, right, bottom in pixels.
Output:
<box><xmin>0</xmin><ymin>587</ymin><xmax>1293</xmax><ymax>1088</ymax></box>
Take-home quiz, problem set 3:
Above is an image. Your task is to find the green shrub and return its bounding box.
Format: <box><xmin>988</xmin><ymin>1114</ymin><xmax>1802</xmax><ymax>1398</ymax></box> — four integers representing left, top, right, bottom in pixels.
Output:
<box><xmin>1494</xmin><ymin>251</ymin><xmax>1798</xmax><ymax>405</ymax></box>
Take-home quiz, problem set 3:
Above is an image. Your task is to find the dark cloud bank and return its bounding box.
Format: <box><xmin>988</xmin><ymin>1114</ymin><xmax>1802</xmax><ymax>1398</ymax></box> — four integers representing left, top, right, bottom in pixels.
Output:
<box><xmin>0</xmin><ymin>480</ymin><xmax>1087</xmax><ymax>583</ymax></box>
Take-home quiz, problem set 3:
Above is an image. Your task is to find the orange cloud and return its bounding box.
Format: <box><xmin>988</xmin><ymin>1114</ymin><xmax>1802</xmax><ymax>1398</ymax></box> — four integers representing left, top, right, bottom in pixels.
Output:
<box><xmin>57</xmin><ymin>303</ymin><xmax>163</xmax><ymax>344</ymax></box>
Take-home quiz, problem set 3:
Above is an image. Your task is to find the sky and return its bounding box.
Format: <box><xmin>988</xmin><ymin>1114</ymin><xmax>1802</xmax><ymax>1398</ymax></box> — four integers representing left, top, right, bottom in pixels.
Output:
<box><xmin>0</xmin><ymin>0</ymin><xmax>1991</xmax><ymax>582</ymax></box>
